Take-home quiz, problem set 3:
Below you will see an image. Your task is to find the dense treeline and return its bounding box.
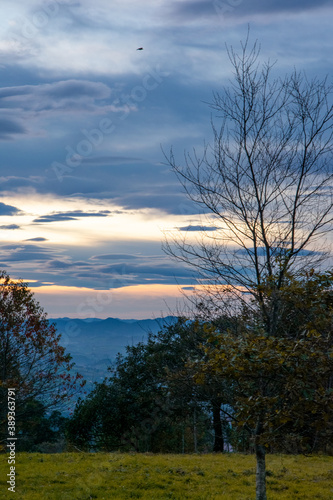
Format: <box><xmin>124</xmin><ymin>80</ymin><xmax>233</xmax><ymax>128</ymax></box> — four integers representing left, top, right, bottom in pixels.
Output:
<box><xmin>1</xmin><ymin>272</ymin><xmax>332</xmax><ymax>460</ymax></box>
<box><xmin>67</xmin><ymin>271</ymin><xmax>333</xmax><ymax>456</ymax></box>
<box><xmin>67</xmin><ymin>317</ymin><xmax>240</xmax><ymax>453</ymax></box>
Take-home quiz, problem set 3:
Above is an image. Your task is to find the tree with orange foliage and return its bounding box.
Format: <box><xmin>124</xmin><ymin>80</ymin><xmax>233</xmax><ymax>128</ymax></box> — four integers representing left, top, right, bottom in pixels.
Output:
<box><xmin>0</xmin><ymin>270</ymin><xmax>84</xmax><ymax>445</ymax></box>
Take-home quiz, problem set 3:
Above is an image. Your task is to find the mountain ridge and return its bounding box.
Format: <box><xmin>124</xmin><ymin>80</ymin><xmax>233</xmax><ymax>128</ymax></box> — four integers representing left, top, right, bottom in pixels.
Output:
<box><xmin>53</xmin><ymin>316</ymin><xmax>177</xmax><ymax>390</ymax></box>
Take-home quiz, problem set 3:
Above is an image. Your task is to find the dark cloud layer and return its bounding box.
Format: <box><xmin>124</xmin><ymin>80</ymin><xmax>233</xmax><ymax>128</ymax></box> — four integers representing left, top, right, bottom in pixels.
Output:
<box><xmin>24</xmin><ymin>237</ymin><xmax>48</xmax><ymax>241</ymax></box>
<box><xmin>0</xmin><ymin>202</ymin><xmax>21</xmax><ymax>215</ymax></box>
<box><xmin>0</xmin><ymin>118</ymin><xmax>26</xmax><ymax>139</ymax></box>
<box><xmin>91</xmin><ymin>254</ymin><xmax>140</xmax><ymax>260</ymax></box>
<box><xmin>80</xmin><ymin>156</ymin><xmax>145</xmax><ymax>165</ymax></box>
<box><xmin>39</xmin><ymin>160</ymin><xmax>200</xmax><ymax>214</ymax></box>
<box><xmin>99</xmin><ymin>263</ymin><xmax>194</xmax><ymax>279</ymax></box>
<box><xmin>0</xmin><ymin>224</ymin><xmax>20</xmax><ymax>230</ymax></box>
<box><xmin>4</xmin><ymin>251</ymin><xmax>51</xmax><ymax>262</ymax></box>
<box><xmin>170</xmin><ymin>0</ymin><xmax>332</xmax><ymax>21</ymax></box>
<box><xmin>0</xmin><ymin>80</ymin><xmax>111</xmax><ymax>113</ymax></box>
<box><xmin>33</xmin><ymin>210</ymin><xmax>112</xmax><ymax>223</ymax></box>
<box><xmin>178</xmin><ymin>225</ymin><xmax>218</xmax><ymax>231</ymax></box>
<box><xmin>0</xmin><ymin>79</ymin><xmax>116</xmax><ymax>143</ymax></box>
<box><xmin>0</xmin><ymin>240</ymin><xmax>194</xmax><ymax>289</ymax></box>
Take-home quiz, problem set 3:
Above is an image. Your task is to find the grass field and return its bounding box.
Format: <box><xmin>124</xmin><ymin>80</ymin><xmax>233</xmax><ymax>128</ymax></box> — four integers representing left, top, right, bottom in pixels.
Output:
<box><xmin>1</xmin><ymin>452</ymin><xmax>333</xmax><ymax>499</ymax></box>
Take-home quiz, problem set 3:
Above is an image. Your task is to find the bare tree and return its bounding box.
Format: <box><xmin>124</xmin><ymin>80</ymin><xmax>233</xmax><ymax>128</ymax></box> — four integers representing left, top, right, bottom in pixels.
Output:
<box><xmin>164</xmin><ymin>38</ymin><xmax>333</xmax><ymax>500</ymax></box>
<box><xmin>164</xmin><ymin>37</ymin><xmax>333</xmax><ymax>335</ymax></box>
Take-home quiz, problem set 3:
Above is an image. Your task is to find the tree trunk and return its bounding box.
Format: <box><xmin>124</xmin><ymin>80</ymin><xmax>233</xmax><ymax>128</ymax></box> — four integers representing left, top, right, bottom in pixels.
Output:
<box><xmin>255</xmin><ymin>443</ymin><xmax>267</xmax><ymax>500</ymax></box>
<box><xmin>212</xmin><ymin>403</ymin><xmax>224</xmax><ymax>452</ymax></box>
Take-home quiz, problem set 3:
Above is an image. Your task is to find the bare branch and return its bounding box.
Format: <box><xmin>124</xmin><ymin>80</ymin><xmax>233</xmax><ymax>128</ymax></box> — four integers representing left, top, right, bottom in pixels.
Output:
<box><xmin>164</xmin><ymin>39</ymin><xmax>333</xmax><ymax>333</ymax></box>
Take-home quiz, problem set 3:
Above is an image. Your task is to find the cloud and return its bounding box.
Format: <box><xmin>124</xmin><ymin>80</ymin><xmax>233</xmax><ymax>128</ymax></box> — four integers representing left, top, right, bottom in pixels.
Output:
<box><xmin>46</xmin><ymin>260</ymin><xmax>72</xmax><ymax>269</ymax></box>
<box><xmin>0</xmin><ymin>118</ymin><xmax>26</xmax><ymax>139</ymax></box>
<box><xmin>24</xmin><ymin>237</ymin><xmax>48</xmax><ymax>241</ymax></box>
<box><xmin>178</xmin><ymin>225</ymin><xmax>218</xmax><ymax>231</ymax></box>
<box><xmin>114</xmin><ymin>193</ymin><xmax>203</xmax><ymax>215</ymax></box>
<box><xmin>168</xmin><ymin>1</ymin><xmax>215</xmax><ymax>20</ymax></box>
<box><xmin>0</xmin><ymin>224</ymin><xmax>20</xmax><ymax>230</ymax></box>
<box><xmin>45</xmin><ymin>260</ymin><xmax>89</xmax><ymax>270</ymax></box>
<box><xmin>80</xmin><ymin>156</ymin><xmax>145</xmax><ymax>165</ymax></box>
<box><xmin>44</xmin><ymin>80</ymin><xmax>111</xmax><ymax>101</ymax></box>
<box><xmin>0</xmin><ymin>80</ymin><xmax>112</xmax><ymax>113</ymax></box>
<box><xmin>0</xmin><ymin>202</ymin><xmax>22</xmax><ymax>215</ymax></box>
<box><xmin>99</xmin><ymin>262</ymin><xmax>195</xmax><ymax>281</ymax></box>
<box><xmin>169</xmin><ymin>0</ymin><xmax>332</xmax><ymax>21</ymax></box>
<box><xmin>243</xmin><ymin>0</ymin><xmax>331</xmax><ymax>15</ymax></box>
<box><xmin>33</xmin><ymin>209</ymin><xmax>112</xmax><ymax>223</ymax></box>
<box><xmin>4</xmin><ymin>250</ymin><xmax>51</xmax><ymax>262</ymax></box>
<box><xmin>0</xmin><ymin>243</ymin><xmax>195</xmax><ymax>290</ymax></box>
<box><xmin>0</xmin><ymin>243</ymin><xmax>59</xmax><ymax>264</ymax></box>
<box><xmin>44</xmin><ymin>157</ymin><xmax>200</xmax><ymax>214</ymax></box>
<box><xmin>237</xmin><ymin>247</ymin><xmax>323</xmax><ymax>257</ymax></box>
<box><xmin>0</xmin><ymin>80</ymin><xmax>119</xmax><ymax>140</ymax></box>
<box><xmin>91</xmin><ymin>254</ymin><xmax>140</xmax><ymax>260</ymax></box>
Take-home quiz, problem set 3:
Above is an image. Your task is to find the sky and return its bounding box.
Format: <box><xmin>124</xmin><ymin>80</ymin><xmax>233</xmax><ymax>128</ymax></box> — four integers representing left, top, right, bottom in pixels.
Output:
<box><xmin>0</xmin><ymin>0</ymin><xmax>332</xmax><ymax>319</ymax></box>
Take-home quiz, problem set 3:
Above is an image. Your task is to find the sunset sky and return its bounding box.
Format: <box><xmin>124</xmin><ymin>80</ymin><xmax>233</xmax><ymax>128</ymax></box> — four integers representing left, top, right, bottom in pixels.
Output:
<box><xmin>0</xmin><ymin>0</ymin><xmax>332</xmax><ymax>319</ymax></box>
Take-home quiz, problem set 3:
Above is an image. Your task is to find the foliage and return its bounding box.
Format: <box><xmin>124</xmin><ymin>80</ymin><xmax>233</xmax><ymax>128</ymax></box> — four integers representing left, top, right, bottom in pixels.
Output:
<box><xmin>254</xmin><ymin>269</ymin><xmax>333</xmax><ymax>340</ymax></box>
<box><xmin>200</xmin><ymin>326</ymin><xmax>333</xmax><ymax>451</ymax></box>
<box><xmin>0</xmin><ymin>270</ymin><xmax>84</xmax><ymax>444</ymax></box>
<box><xmin>192</xmin><ymin>270</ymin><xmax>333</xmax><ymax>499</ymax></box>
<box><xmin>14</xmin><ymin>402</ymin><xmax>68</xmax><ymax>452</ymax></box>
<box><xmin>0</xmin><ymin>452</ymin><xmax>332</xmax><ymax>499</ymax></box>
<box><xmin>68</xmin><ymin>271</ymin><xmax>333</xmax><ymax>458</ymax></box>
<box><xmin>67</xmin><ymin>319</ymin><xmax>220</xmax><ymax>453</ymax></box>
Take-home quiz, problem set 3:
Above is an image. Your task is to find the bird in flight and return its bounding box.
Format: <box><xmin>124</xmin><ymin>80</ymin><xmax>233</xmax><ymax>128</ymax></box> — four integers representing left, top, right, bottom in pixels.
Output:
<box><xmin>137</xmin><ymin>47</ymin><xmax>143</xmax><ymax>50</ymax></box>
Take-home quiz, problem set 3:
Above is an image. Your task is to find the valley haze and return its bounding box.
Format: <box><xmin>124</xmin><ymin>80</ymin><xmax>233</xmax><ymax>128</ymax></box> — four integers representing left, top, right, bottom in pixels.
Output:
<box><xmin>54</xmin><ymin>316</ymin><xmax>176</xmax><ymax>390</ymax></box>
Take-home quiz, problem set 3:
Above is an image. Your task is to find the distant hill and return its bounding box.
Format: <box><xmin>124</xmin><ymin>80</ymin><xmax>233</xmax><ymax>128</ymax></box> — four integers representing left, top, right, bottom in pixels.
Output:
<box><xmin>53</xmin><ymin>316</ymin><xmax>176</xmax><ymax>392</ymax></box>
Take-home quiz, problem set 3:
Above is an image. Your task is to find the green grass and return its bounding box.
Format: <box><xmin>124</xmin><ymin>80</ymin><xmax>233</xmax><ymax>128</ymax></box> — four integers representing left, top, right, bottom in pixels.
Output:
<box><xmin>1</xmin><ymin>452</ymin><xmax>333</xmax><ymax>499</ymax></box>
